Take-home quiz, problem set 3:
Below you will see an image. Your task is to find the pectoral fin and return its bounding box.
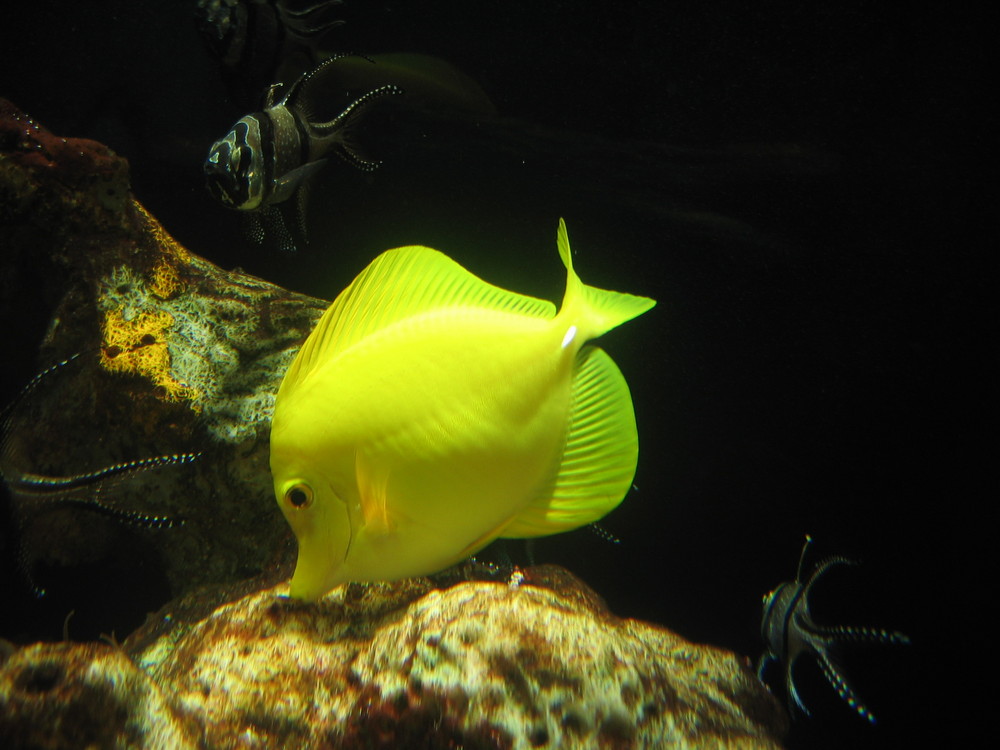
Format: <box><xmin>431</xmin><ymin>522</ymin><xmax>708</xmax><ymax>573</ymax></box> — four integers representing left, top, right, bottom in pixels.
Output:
<box><xmin>356</xmin><ymin>451</ymin><xmax>392</xmax><ymax>536</ymax></box>
<box><xmin>273</xmin><ymin>159</ymin><xmax>328</xmax><ymax>196</ymax></box>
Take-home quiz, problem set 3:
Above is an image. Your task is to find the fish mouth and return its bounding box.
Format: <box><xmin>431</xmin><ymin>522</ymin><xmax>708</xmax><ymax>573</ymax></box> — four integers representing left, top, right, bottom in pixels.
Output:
<box><xmin>288</xmin><ymin>489</ymin><xmax>355</xmax><ymax>601</ymax></box>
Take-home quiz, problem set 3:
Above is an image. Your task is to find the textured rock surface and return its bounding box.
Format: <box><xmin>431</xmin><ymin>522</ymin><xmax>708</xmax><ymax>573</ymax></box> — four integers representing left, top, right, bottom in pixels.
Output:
<box><xmin>0</xmin><ymin>565</ymin><xmax>787</xmax><ymax>749</ymax></box>
<box><xmin>0</xmin><ymin>640</ymin><xmax>198</xmax><ymax>750</ymax></box>
<box><xmin>0</xmin><ymin>98</ymin><xmax>325</xmax><ymax>595</ymax></box>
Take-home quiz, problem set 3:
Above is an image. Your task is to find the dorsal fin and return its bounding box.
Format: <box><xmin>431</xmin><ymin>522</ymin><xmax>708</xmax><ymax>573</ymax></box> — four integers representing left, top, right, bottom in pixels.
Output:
<box><xmin>282</xmin><ymin>52</ymin><xmax>374</xmax><ymax>119</ymax></box>
<box><xmin>309</xmin><ymin>84</ymin><xmax>404</xmax><ymax>166</ymax></box>
<box><xmin>320</xmin><ymin>53</ymin><xmax>497</xmax><ymax>116</ymax></box>
<box><xmin>280</xmin><ymin>246</ymin><xmax>556</xmax><ymax>395</ymax></box>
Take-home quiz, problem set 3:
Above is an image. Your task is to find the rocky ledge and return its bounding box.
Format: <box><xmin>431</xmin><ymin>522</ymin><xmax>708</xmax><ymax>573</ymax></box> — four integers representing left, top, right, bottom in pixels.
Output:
<box><xmin>1</xmin><ymin>565</ymin><xmax>786</xmax><ymax>749</ymax></box>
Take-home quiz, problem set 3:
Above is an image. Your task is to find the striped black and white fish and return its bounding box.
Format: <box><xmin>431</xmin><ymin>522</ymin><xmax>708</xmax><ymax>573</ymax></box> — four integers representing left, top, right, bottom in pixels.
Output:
<box><xmin>0</xmin><ymin>353</ymin><xmax>200</xmax><ymax>598</ymax></box>
<box><xmin>204</xmin><ymin>52</ymin><xmax>403</xmax><ymax>252</ymax></box>
<box><xmin>757</xmin><ymin>535</ymin><xmax>910</xmax><ymax>725</ymax></box>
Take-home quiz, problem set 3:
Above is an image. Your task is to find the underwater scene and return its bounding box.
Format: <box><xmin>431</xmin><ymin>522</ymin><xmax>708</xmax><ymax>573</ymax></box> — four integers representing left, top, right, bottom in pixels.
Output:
<box><xmin>0</xmin><ymin>2</ymin><xmax>982</xmax><ymax>748</ymax></box>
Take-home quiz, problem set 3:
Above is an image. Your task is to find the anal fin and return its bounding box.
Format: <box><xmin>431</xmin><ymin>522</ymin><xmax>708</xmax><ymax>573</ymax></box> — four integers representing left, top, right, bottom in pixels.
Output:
<box><xmin>503</xmin><ymin>346</ymin><xmax>638</xmax><ymax>538</ymax></box>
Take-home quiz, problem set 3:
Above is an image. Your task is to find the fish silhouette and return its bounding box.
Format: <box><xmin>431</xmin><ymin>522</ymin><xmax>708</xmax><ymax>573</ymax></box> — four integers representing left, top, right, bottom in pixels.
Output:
<box><xmin>195</xmin><ymin>0</ymin><xmax>346</xmax><ymax>109</ymax></box>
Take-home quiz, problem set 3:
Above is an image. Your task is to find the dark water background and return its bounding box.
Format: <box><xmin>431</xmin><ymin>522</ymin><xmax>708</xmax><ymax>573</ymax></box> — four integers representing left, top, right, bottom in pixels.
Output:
<box><xmin>0</xmin><ymin>2</ymin><xmax>986</xmax><ymax>748</ymax></box>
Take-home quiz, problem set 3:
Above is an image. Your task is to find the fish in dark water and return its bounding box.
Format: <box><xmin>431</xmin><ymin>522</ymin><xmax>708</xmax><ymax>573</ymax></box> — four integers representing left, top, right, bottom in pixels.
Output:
<box><xmin>204</xmin><ymin>52</ymin><xmax>496</xmax><ymax>252</ymax></box>
<box><xmin>270</xmin><ymin>219</ymin><xmax>654</xmax><ymax>600</ymax></box>
<box><xmin>757</xmin><ymin>535</ymin><xmax>911</xmax><ymax>724</ymax></box>
<box><xmin>0</xmin><ymin>354</ymin><xmax>199</xmax><ymax>596</ymax></box>
<box><xmin>195</xmin><ymin>0</ymin><xmax>346</xmax><ymax>108</ymax></box>
<box><xmin>204</xmin><ymin>52</ymin><xmax>403</xmax><ymax>252</ymax></box>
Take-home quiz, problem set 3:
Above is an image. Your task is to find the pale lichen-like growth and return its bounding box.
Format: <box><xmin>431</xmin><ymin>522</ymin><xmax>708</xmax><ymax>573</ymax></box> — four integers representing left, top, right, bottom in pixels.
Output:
<box><xmin>96</xmin><ymin>259</ymin><xmax>310</xmax><ymax>444</ymax></box>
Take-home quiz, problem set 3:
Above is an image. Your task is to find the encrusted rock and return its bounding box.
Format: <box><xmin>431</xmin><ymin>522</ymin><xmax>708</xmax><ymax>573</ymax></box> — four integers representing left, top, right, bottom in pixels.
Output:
<box><xmin>0</xmin><ymin>566</ymin><xmax>787</xmax><ymax>749</ymax></box>
<box><xmin>0</xmin><ymin>641</ymin><xmax>196</xmax><ymax>749</ymax></box>
<box><xmin>1</xmin><ymin>99</ymin><xmax>325</xmax><ymax>596</ymax></box>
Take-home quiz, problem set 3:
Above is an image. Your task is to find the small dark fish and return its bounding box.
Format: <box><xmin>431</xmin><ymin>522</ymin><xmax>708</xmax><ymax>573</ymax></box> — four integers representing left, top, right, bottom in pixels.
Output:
<box><xmin>195</xmin><ymin>0</ymin><xmax>345</xmax><ymax>107</ymax></box>
<box><xmin>204</xmin><ymin>52</ymin><xmax>403</xmax><ymax>252</ymax></box>
<box><xmin>0</xmin><ymin>354</ymin><xmax>200</xmax><ymax>596</ymax></box>
<box><xmin>758</xmin><ymin>535</ymin><xmax>910</xmax><ymax>724</ymax></box>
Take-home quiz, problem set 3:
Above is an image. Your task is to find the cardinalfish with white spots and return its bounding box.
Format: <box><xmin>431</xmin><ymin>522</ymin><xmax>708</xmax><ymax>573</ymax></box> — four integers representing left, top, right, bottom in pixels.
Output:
<box><xmin>270</xmin><ymin>219</ymin><xmax>655</xmax><ymax>601</ymax></box>
<box><xmin>203</xmin><ymin>51</ymin><xmax>495</xmax><ymax>252</ymax></box>
<box><xmin>0</xmin><ymin>353</ymin><xmax>200</xmax><ymax>595</ymax></box>
<box><xmin>758</xmin><ymin>535</ymin><xmax>911</xmax><ymax>724</ymax></box>
<box><xmin>204</xmin><ymin>52</ymin><xmax>403</xmax><ymax>253</ymax></box>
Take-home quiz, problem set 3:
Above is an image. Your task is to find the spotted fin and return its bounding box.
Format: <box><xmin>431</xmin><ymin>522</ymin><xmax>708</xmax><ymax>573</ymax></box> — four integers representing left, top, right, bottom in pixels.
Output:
<box><xmin>247</xmin><ymin>205</ymin><xmax>300</xmax><ymax>253</ymax></box>
<box><xmin>1</xmin><ymin>352</ymin><xmax>199</xmax><ymax>529</ymax></box>
<box><xmin>310</xmin><ymin>84</ymin><xmax>404</xmax><ymax>171</ymax></box>
<box><xmin>323</xmin><ymin>53</ymin><xmax>497</xmax><ymax>116</ymax></box>
<box><xmin>282</xmin><ymin>52</ymin><xmax>370</xmax><ymax>118</ymax></box>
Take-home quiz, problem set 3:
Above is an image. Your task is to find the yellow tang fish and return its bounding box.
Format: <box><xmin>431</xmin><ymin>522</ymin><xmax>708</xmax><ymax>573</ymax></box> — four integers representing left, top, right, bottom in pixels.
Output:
<box><xmin>270</xmin><ymin>219</ymin><xmax>655</xmax><ymax>601</ymax></box>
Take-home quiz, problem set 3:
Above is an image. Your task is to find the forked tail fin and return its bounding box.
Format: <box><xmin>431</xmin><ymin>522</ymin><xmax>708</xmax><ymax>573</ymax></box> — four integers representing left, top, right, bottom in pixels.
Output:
<box><xmin>556</xmin><ymin>218</ymin><xmax>656</xmax><ymax>340</ymax></box>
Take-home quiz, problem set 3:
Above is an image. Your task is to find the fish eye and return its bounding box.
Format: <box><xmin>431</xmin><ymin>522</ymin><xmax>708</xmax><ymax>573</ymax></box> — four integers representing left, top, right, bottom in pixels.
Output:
<box><xmin>285</xmin><ymin>483</ymin><xmax>314</xmax><ymax>509</ymax></box>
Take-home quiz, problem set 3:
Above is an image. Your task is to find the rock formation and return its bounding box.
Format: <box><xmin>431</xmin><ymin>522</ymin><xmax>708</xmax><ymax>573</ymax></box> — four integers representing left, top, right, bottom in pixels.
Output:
<box><xmin>1</xmin><ymin>565</ymin><xmax>786</xmax><ymax>749</ymax></box>
<box><xmin>1</xmin><ymin>98</ymin><xmax>322</xmax><ymax>597</ymax></box>
<box><xmin>1</xmin><ymin>101</ymin><xmax>787</xmax><ymax>748</ymax></box>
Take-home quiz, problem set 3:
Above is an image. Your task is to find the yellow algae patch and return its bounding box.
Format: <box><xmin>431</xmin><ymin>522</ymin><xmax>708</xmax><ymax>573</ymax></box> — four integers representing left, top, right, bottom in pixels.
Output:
<box><xmin>149</xmin><ymin>258</ymin><xmax>182</xmax><ymax>300</ymax></box>
<box><xmin>101</xmin><ymin>308</ymin><xmax>201</xmax><ymax>409</ymax></box>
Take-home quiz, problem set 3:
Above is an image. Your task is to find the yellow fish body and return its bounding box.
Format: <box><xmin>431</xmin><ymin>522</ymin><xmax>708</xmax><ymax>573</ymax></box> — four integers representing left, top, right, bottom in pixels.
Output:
<box><xmin>270</xmin><ymin>220</ymin><xmax>655</xmax><ymax>600</ymax></box>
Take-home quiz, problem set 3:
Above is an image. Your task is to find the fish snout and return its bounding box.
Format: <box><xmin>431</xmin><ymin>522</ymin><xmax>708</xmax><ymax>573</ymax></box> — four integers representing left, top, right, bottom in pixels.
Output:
<box><xmin>204</xmin><ymin>142</ymin><xmax>251</xmax><ymax>209</ymax></box>
<box><xmin>204</xmin><ymin>118</ymin><xmax>265</xmax><ymax>210</ymax></box>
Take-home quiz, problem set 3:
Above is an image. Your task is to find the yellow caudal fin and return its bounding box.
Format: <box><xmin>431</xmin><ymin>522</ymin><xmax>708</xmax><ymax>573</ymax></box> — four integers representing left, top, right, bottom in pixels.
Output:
<box><xmin>279</xmin><ymin>245</ymin><xmax>556</xmax><ymax>398</ymax></box>
<box><xmin>502</xmin><ymin>346</ymin><xmax>639</xmax><ymax>538</ymax></box>
<box><xmin>557</xmin><ymin>218</ymin><xmax>656</xmax><ymax>340</ymax></box>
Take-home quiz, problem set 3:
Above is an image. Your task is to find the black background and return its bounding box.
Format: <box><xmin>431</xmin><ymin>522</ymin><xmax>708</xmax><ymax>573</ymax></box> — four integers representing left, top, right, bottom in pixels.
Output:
<box><xmin>1</xmin><ymin>2</ymin><xmax>985</xmax><ymax>748</ymax></box>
